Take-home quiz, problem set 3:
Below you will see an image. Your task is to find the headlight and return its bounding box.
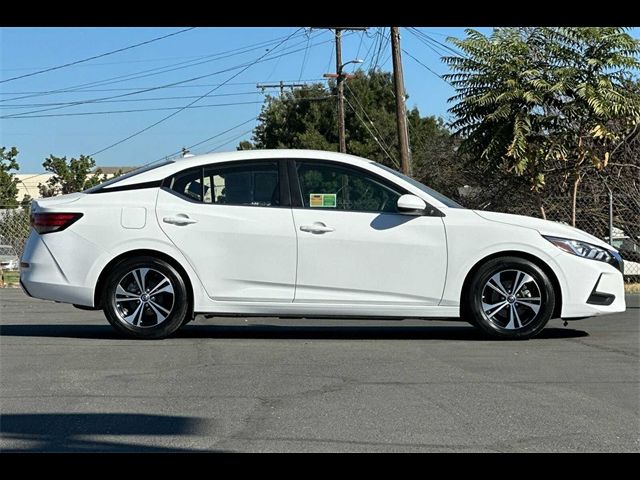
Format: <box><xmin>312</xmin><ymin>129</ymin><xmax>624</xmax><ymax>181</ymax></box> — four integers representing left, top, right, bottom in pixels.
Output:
<box><xmin>543</xmin><ymin>235</ymin><xmax>622</xmax><ymax>271</ymax></box>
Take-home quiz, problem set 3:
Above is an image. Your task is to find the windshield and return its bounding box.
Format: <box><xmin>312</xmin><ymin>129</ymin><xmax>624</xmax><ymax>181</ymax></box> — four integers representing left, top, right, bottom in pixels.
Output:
<box><xmin>84</xmin><ymin>159</ymin><xmax>175</xmax><ymax>193</ymax></box>
<box><xmin>373</xmin><ymin>162</ymin><xmax>465</xmax><ymax>208</ymax></box>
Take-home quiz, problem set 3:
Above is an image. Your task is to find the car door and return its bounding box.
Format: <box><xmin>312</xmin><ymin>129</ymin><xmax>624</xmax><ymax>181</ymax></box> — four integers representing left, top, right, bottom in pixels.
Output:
<box><xmin>156</xmin><ymin>159</ymin><xmax>297</xmax><ymax>302</ymax></box>
<box><xmin>290</xmin><ymin>159</ymin><xmax>447</xmax><ymax>305</ymax></box>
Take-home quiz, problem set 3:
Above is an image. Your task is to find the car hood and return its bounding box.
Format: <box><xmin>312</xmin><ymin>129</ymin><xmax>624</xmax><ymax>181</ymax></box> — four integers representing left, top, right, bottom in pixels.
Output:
<box><xmin>472</xmin><ymin>210</ymin><xmax>615</xmax><ymax>251</ymax></box>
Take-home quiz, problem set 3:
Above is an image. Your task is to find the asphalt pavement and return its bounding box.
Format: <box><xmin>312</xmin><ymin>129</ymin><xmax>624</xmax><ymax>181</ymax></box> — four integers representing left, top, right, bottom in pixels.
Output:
<box><xmin>1</xmin><ymin>288</ymin><xmax>638</xmax><ymax>452</ymax></box>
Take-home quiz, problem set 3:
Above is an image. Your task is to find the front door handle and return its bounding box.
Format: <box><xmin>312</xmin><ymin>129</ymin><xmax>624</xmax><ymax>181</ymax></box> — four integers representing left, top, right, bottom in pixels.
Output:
<box><xmin>300</xmin><ymin>222</ymin><xmax>335</xmax><ymax>234</ymax></box>
<box><xmin>163</xmin><ymin>214</ymin><xmax>198</xmax><ymax>226</ymax></box>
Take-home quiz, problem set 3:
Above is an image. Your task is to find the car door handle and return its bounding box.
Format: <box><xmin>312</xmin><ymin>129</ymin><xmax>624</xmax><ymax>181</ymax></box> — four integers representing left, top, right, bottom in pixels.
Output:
<box><xmin>163</xmin><ymin>214</ymin><xmax>198</xmax><ymax>226</ymax></box>
<box><xmin>300</xmin><ymin>223</ymin><xmax>335</xmax><ymax>234</ymax></box>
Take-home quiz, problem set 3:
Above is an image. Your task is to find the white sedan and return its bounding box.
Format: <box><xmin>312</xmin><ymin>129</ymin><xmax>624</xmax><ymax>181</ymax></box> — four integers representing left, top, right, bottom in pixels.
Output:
<box><xmin>20</xmin><ymin>149</ymin><xmax>625</xmax><ymax>339</ymax></box>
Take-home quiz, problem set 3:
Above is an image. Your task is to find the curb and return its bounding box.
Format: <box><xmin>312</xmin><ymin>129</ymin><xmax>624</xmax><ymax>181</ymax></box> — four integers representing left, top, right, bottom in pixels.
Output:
<box><xmin>625</xmin><ymin>294</ymin><xmax>640</xmax><ymax>309</ymax></box>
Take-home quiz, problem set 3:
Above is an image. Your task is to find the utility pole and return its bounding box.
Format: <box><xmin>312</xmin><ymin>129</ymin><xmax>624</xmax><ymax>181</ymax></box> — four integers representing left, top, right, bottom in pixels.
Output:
<box><xmin>335</xmin><ymin>29</ymin><xmax>346</xmax><ymax>153</ymax></box>
<box><xmin>390</xmin><ymin>26</ymin><xmax>411</xmax><ymax>175</ymax></box>
<box><xmin>320</xmin><ymin>27</ymin><xmax>367</xmax><ymax>154</ymax></box>
<box><xmin>257</xmin><ymin>81</ymin><xmax>305</xmax><ymax>96</ymax></box>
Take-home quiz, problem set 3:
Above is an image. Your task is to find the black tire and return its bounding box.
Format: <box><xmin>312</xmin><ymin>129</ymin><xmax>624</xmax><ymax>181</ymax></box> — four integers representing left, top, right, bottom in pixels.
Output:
<box><xmin>102</xmin><ymin>256</ymin><xmax>189</xmax><ymax>339</ymax></box>
<box><xmin>464</xmin><ymin>256</ymin><xmax>555</xmax><ymax>340</ymax></box>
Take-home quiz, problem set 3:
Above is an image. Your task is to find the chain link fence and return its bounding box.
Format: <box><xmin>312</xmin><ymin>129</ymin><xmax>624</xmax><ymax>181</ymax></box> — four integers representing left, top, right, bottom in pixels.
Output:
<box><xmin>0</xmin><ymin>206</ymin><xmax>30</xmax><ymax>287</ymax></box>
<box><xmin>1</xmin><ymin>193</ymin><xmax>639</xmax><ymax>287</ymax></box>
<box><xmin>472</xmin><ymin>193</ymin><xmax>640</xmax><ymax>279</ymax></box>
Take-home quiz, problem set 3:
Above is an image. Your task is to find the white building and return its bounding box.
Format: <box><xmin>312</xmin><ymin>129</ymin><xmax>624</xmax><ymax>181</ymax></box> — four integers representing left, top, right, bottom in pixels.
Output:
<box><xmin>14</xmin><ymin>167</ymin><xmax>134</xmax><ymax>203</ymax></box>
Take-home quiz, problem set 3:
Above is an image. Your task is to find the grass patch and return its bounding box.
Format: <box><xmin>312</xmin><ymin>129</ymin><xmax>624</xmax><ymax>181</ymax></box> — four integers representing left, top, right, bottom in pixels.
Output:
<box><xmin>625</xmin><ymin>282</ymin><xmax>640</xmax><ymax>294</ymax></box>
<box><xmin>1</xmin><ymin>270</ymin><xmax>20</xmax><ymax>287</ymax></box>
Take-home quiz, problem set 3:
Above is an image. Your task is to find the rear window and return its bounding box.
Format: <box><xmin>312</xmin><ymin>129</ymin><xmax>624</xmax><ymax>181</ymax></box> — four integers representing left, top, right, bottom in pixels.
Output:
<box><xmin>84</xmin><ymin>159</ymin><xmax>175</xmax><ymax>193</ymax></box>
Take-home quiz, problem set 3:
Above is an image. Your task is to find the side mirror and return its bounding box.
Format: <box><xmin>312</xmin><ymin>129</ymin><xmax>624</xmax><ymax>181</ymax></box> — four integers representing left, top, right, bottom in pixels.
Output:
<box><xmin>396</xmin><ymin>194</ymin><xmax>427</xmax><ymax>215</ymax></box>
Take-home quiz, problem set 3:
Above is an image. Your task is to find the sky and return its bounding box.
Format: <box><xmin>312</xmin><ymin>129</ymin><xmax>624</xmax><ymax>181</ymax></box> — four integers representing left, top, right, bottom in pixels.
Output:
<box><xmin>0</xmin><ymin>26</ymin><xmax>637</xmax><ymax>172</ymax></box>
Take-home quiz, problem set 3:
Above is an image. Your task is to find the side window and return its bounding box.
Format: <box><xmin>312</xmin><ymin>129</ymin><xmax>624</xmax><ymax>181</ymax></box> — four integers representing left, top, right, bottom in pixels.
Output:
<box><xmin>296</xmin><ymin>162</ymin><xmax>401</xmax><ymax>213</ymax></box>
<box><xmin>203</xmin><ymin>162</ymin><xmax>280</xmax><ymax>207</ymax></box>
<box><xmin>167</xmin><ymin>168</ymin><xmax>204</xmax><ymax>202</ymax></box>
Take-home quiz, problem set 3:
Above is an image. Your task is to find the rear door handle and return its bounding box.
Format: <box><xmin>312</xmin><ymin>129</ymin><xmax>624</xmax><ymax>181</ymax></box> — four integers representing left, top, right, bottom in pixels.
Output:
<box><xmin>299</xmin><ymin>222</ymin><xmax>335</xmax><ymax>234</ymax></box>
<box><xmin>163</xmin><ymin>214</ymin><xmax>198</xmax><ymax>226</ymax></box>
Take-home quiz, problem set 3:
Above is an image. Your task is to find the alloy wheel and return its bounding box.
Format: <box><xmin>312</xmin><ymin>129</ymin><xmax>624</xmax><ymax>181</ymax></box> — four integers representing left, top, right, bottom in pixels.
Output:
<box><xmin>480</xmin><ymin>269</ymin><xmax>542</xmax><ymax>331</ymax></box>
<box><xmin>112</xmin><ymin>268</ymin><xmax>175</xmax><ymax>328</ymax></box>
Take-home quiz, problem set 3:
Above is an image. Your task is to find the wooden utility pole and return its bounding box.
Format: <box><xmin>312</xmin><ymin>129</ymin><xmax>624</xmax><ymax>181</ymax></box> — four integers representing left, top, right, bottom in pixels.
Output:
<box><xmin>390</xmin><ymin>26</ymin><xmax>411</xmax><ymax>175</ymax></box>
<box><xmin>335</xmin><ymin>29</ymin><xmax>347</xmax><ymax>153</ymax></box>
<box><xmin>320</xmin><ymin>27</ymin><xmax>367</xmax><ymax>154</ymax></box>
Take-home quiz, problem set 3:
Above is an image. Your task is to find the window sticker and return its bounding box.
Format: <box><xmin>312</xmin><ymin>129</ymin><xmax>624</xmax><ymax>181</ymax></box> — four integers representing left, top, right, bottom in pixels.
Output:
<box><xmin>309</xmin><ymin>193</ymin><xmax>337</xmax><ymax>208</ymax></box>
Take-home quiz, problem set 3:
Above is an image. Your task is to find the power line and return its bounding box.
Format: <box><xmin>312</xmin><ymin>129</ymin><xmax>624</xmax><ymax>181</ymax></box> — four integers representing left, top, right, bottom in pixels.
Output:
<box><xmin>0</xmin><ymin>30</ymin><xmax>313</xmax><ymax>104</ymax></box>
<box><xmin>355</xmin><ymin>30</ymin><xmax>366</xmax><ymax>60</ymax></box>
<box><xmin>0</xmin><ymin>79</ymin><xmax>328</xmax><ymax>95</ymax></box>
<box><xmin>158</xmin><ymin>116</ymin><xmax>258</xmax><ymax>161</ymax></box>
<box><xmin>358</xmin><ymin>31</ymin><xmax>379</xmax><ymax>70</ymax></box>
<box><xmin>343</xmin><ymin>96</ymin><xmax>399</xmax><ymax>168</ymax></box>
<box><xmin>0</xmin><ymin>50</ymin><xmax>272</xmax><ymax>72</ymax></box>
<box><xmin>370</xmin><ymin>28</ymin><xmax>388</xmax><ymax>71</ymax></box>
<box><xmin>157</xmin><ymin>92</ymin><xmax>334</xmax><ymax>161</ymax></box>
<box><xmin>405</xmin><ymin>28</ymin><xmax>446</xmax><ymax>59</ymax></box>
<box><xmin>9</xmin><ymin>95</ymin><xmax>334</xmax><ymax>119</ymax></box>
<box><xmin>408</xmin><ymin>27</ymin><xmax>464</xmax><ymax>58</ymax></box>
<box><xmin>76</xmin><ymin>31</ymin><xmax>317</xmax><ymax>92</ymax></box>
<box><xmin>343</xmin><ymin>82</ymin><xmax>397</xmax><ymax>160</ymax></box>
<box><xmin>2</xmin><ymin>34</ymin><xmax>334</xmax><ymax>119</ymax></box>
<box><xmin>4</xmin><ymin>100</ymin><xmax>265</xmax><ymax>118</ymax></box>
<box><xmin>0</xmin><ymin>27</ymin><xmax>197</xmax><ymax>85</ymax></box>
<box><xmin>325</xmin><ymin>42</ymin><xmax>334</xmax><ymax>73</ymax></box>
<box><xmin>298</xmin><ymin>30</ymin><xmax>312</xmax><ymax>81</ymax></box>
<box><xmin>206</xmin><ymin>128</ymin><xmax>255</xmax><ymax>153</ymax></box>
<box><xmin>89</xmin><ymin>28</ymin><xmax>304</xmax><ymax>157</ymax></box>
<box><xmin>402</xmin><ymin>48</ymin><xmax>452</xmax><ymax>85</ymax></box>
<box><xmin>0</xmin><ymin>91</ymin><xmax>260</xmax><ymax>109</ymax></box>
<box><xmin>0</xmin><ymin>31</ymin><xmax>325</xmax><ymax>75</ymax></box>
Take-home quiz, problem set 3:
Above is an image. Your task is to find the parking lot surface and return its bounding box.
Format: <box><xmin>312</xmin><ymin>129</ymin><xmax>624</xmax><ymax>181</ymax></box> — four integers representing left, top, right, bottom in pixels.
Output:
<box><xmin>1</xmin><ymin>289</ymin><xmax>638</xmax><ymax>452</ymax></box>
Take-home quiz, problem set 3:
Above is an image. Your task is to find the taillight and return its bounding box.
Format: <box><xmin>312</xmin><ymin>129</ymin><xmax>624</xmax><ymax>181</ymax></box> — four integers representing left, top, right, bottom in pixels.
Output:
<box><xmin>30</xmin><ymin>212</ymin><xmax>83</xmax><ymax>234</ymax></box>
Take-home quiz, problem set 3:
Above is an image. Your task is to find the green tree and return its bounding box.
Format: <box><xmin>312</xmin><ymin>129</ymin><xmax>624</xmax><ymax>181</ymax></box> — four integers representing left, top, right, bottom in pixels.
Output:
<box><xmin>236</xmin><ymin>140</ymin><xmax>255</xmax><ymax>151</ymax></box>
<box><xmin>247</xmin><ymin>69</ymin><xmax>464</xmax><ymax>200</ymax></box>
<box><xmin>0</xmin><ymin>146</ymin><xmax>20</xmax><ymax>208</ymax></box>
<box><xmin>444</xmin><ymin>27</ymin><xmax>640</xmax><ymax>222</ymax></box>
<box><xmin>38</xmin><ymin>154</ymin><xmax>103</xmax><ymax>197</ymax></box>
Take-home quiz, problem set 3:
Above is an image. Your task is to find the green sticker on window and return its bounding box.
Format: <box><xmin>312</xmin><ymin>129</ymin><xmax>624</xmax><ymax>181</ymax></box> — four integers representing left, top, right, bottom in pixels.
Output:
<box><xmin>323</xmin><ymin>194</ymin><xmax>336</xmax><ymax>207</ymax></box>
<box><xmin>310</xmin><ymin>193</ymin><xmax>337</xmax><ymax>208</ymax></box>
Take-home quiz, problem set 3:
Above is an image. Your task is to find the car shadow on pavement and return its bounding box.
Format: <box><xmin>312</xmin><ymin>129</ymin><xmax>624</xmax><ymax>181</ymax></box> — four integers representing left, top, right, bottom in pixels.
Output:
<box><xmin>178</xmin><ymin>324</ymin><xmax>589</xmax><ymax>340</ymax></box>
<box><xmin>0</xmin><ymin>413</ymin><xmax>221</xmax><ymax>452</ymax></box>
<box><xmin>0</xmin><ymin>323</ymin><xmax>589</xmax><ymax>340</ymax></box>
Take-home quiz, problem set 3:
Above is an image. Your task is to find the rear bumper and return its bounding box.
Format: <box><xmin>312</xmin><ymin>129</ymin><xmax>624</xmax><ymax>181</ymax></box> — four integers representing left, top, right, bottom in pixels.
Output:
<box><xmin>19</xmin><ymin>231</ymin><xmax>95</xmax><ymax>307</ymax></box>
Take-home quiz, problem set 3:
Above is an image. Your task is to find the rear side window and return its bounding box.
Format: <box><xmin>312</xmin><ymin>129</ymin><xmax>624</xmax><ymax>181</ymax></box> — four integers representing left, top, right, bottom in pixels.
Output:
<box><xmin>166</xmin><ymin>168</ymin><xmax>204</xmax><ymax>202</ymax></box>
<box><xmin>165</xmin><ymin>161</ymin><xmax>280</xmax><ymax>207</ymax></box>
<box><xmin>202</xmin><ymin>162</ymin><xmax>279</xmax><ymax>207</ymax></box>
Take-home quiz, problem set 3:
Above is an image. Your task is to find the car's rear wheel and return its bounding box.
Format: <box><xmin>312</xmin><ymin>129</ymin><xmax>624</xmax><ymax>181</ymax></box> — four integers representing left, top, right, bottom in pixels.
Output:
<box><xmin>464</xmin><ymin>256</ymin><xmax>555</xmax><ymax>340</ymax></box>
<box><xmin>102</xmin><ymin>256</ymin><xmax>188</xmax><ymax>339</ymax></box>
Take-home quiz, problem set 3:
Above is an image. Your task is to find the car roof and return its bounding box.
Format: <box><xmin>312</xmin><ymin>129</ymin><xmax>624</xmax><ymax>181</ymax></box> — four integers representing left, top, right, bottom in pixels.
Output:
<box><xmin>105</xmin><ymin>149</ymin><xmax>377</xmax><ymax>188</ymax></box>
<box><xmin>169</xmin><ymin>149</ymin><xmax>375</xmax><ymax>168</ymax></box>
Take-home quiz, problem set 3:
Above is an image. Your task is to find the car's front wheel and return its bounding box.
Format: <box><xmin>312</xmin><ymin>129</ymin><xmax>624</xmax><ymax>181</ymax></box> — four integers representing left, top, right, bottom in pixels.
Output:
<box><xmin>102</xmin><ymin>256</ymin><xmax>189</xmax><ymax>339</ymax></box>
<box><xmin>464</xmin><ymin>256</ymin><xmax>556</xmax><ymax>340</ymax></box>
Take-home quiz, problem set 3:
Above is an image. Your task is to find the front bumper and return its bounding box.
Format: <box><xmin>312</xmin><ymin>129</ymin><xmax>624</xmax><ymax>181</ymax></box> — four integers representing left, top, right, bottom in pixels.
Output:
<box><xmin>554</xmin><ymin>250</ymin><xmax>626</xmax><ymax>318</ymax></box>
